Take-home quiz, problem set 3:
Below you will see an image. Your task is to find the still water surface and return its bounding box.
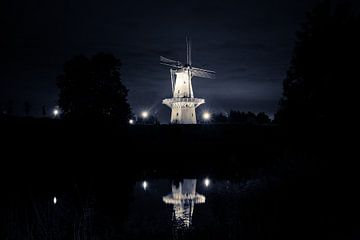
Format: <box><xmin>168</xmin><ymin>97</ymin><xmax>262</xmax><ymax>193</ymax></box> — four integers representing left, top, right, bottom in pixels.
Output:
<box><xmin>123</xmin><ymin>178</ymin><xmax>264</xmax><ymax>240</ymax></box>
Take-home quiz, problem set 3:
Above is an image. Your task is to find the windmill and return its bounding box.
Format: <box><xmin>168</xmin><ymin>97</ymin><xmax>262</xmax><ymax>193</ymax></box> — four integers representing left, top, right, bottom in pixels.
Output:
<box><xmin>161</xmin><ymin>37</ymin><xmax>215</xmax><ymax>124</ymax></box>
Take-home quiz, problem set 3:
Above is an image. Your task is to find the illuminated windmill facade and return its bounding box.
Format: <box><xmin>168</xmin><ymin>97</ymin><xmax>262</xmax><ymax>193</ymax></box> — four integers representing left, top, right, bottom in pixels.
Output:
<box><xmin>161</xmin><ymin>38</ymin><xmax>215</xmax><ymax>124</ymax></box>
<box><xmin>163</xmin><ymin>179</ymin><xmax>205</xmax><ymax>229</ymax></box>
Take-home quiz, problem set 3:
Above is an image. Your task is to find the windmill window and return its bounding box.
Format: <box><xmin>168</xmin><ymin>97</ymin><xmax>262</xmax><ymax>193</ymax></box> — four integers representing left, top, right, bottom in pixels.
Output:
<box><xmin>176</xmin><ymin>113</ymin><xmax>179</xmax><ymax>116</ymax></box>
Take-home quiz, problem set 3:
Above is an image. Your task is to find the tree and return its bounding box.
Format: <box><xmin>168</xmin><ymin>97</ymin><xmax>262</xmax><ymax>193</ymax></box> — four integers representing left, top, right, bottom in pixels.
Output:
<box><xmin>57</xmin><ymin>53</ymin><xmax>131</xmax><ymax>123</ymax></box>
<box><xmin>256</xmin><ymin>112</ymin><xmax>271</xmax><ymax>125</ymax></box>
<box><xmin>0</xmin><ymin>102</ymin><xmax>4</xmax><ymax>117</ymax></box>
<box><xmin>42</xmin><ymin>105</ymin><xmax>47</xmax><ymax>117</ymax></box>
<box><xmin>212</xmin><ymin>113</ymin><xmax>228</xmax><ymax>124</ymax></box>
<box><xmin>228</xmin><ymin>111</ymin><xmax>257</xmax><ymax>124</ymax></box>
<box><xmin>277</xmin><ymin>1</ymin><xmax>360</xmax><ymax>124</ymax></box>
<box><xmin>24</xmin><ymin>101</ymin><xmax>31</xmax><ymax>116</ymax></box>
<box><xmin>136</xmin><ymin>114</ymin><xmax>160</xmax><ymax>125</ymax></box>
<box><xmin>212</xmin><ymin>110</ymin><xmax>272</xmax><ymax>125</ymax></box>
<box><xmin>6</xmin><ymin>100</ymin><xmax>14</xmax><ymax>116</ymax></box>
<box><xmin>228</xmin><ymin>110</ymin><xmax>246</xmax><ymax>124</ymax></box>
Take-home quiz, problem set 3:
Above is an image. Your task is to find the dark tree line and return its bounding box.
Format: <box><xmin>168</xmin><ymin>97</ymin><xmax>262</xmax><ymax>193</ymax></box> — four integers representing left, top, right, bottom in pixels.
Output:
<box><xmin>210</xmin><ymin>111</ymin><xmax>272</xmax><ymax>125</ymax></box>
<box><xmin>276</xmin><ymin>1</ymin><xmax>360</xmax><ymax>125</ymax></box>
<box><xmin>0</xmin><ymin>101</ymin><xmax>52</xmax><ymax>118</ymax></box>
<box><xmin>0</xmin><ymin>100</ymin><xmax>14</xmax><ymax>117</ymax></box>
<box><xmin>0</xmin><ymin>101</ymin><xmax>38</xmax><ymax>117</ymax></box>
<box><xmin>135</xmin><ymin>115</ymin><xmax>160</xmax><ymax>125</ymax></box>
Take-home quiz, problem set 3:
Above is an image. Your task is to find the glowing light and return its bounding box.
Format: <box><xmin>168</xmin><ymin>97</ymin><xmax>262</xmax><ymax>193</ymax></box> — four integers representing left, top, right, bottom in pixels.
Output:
<box><xmin>204</xmin><ymin>178</ymin><xmax>210</xmax><ymax>187</ymax></box>
<box><xmin>53</xmin><ymin>197</ymin><xmax>57</xmax><ymax>204</ymax></box>
<box><xmin>53</xmin><ymin>109</ymin><xmax>59</xmax><ymax>117</ymax></box>
<box><xmin>202</xmin><ymin>112</ymin><xmax>211</xmax><ymax>121</ymax></box>
<box><xmin>141</xmin><ymin>111</ymin><xmax>149</xmax><ymax>118</ymax></box>
<box><xmin>142</xmin><ymin>181</ymin><xmax>148</xmax><ymax>190</ymax></box>
<box><xmin>129</xmin><ymin>119</ymin><xmax>134</xmax><ymax>124</ymax></box>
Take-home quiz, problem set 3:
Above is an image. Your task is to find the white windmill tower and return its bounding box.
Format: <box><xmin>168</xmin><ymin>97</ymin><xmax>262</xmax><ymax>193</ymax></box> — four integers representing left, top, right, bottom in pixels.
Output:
<box><xmin>161</xmin><ymin>37</ymin><xmax>215</xmax><ymax>124</ymax></box>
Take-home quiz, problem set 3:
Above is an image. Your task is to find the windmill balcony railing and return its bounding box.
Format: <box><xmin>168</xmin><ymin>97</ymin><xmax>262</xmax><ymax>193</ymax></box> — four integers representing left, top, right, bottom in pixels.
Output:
<box><xmin>163</xmin><ymin>97</ymin><xmax>205</xmax><ymax>104</ymax></box>
<box><xmin>163</xmin><ymin>193</ymin><xmax>206</xmax><ymax>204</ymax></box>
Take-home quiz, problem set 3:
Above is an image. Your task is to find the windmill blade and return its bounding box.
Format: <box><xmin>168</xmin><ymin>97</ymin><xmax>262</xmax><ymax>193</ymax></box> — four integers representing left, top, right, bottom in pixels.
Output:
<box><xmin>192</xmin><ymin>69</ymin><xmax>216</xmax><ymax>79</ymax></box>
<box><xmin>186</xmin><ymin>36</ymin><xmax>192</xmax><ymax>66</ymax></box>
<box><xmin>192</xmin><ymin>66</ymin><xmax>216</xmax><ymax>74</ymax></box>
<box><xmin>170</xmin><ymin>69</ymin><xmax>175</xmax><ymax>93</ymax></box>
<box><xmin>160</xmin><ymin>62</ymin><xmax>183</xmax><ymax>69</ymax></box>
<box><xmin>160</xmin><ymin>56</ymin><xmax>177</xmax><ymax>63</ymax></box>
<box><xmin>160</xmin><ymin>56</ymin><xmax>183</xmax><ymax>66</ymax></box>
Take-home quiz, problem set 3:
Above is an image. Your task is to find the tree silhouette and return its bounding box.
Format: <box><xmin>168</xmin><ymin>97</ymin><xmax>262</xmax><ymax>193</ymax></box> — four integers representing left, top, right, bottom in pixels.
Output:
<box><xmin>0</xmin><ymin>102</ymin><xmax>4</xmax><ymax>117</ymax></box>
<box><xmin>228</xmin><ymin>111</ymin><xmax>257</xmax><ymax>124</ymax></box>
<box><xmin>228</xmin><ymin>111</ymin><xmax>246</xmax><ymax>124</ymax></box>
<box><xmin>212</xmin><ymin>113</ymin><xmax>228</xmax><ymax>124</ymax></box>
<box><xmin>42</xmin><ymin>105</ymin><xmax>47</xmax><ymax>117</ymax></box>
<box><xmin>256</xmin><ymin>112</ymin><xmax>271</xmax><ymax>125</ymax></box>
<box><xmin>136</xmin><ymin>114</ymin><xmax>160</xmax><ymax>125</ymax></box>
<box><xmin>210</xmin><ymin>111</ymin><xmax>272</xmax><ymax>125</ymax></box>
<box><xmin>24</xmin><ymin>101</ymin><xmax>31</xmax><ymax>116</ymax></box>
<box><xmin>277</xmin><ymin>1</ymin><xmax>360</xmax><ymax>124</ymax></box>
<box><xmin>57</xmin><ymin>53</ymin><xmax>131</xmax><ymax>123</ymax></box>
<box><xmin>6</xmin><ymin>100</ymin><xmax>14</xmax><ymax>116</ymax></box>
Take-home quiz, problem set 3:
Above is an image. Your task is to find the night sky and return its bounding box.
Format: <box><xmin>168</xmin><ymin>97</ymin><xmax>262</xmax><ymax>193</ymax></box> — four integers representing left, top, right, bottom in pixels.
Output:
<box><xmin>2</xmin><ymin>0</ymin><xmax>323</xmax><ymax>122</ymax></box>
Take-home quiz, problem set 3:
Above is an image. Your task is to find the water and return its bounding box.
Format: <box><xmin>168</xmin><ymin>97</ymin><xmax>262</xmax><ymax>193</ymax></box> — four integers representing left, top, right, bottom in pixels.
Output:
<box><xmin>123</xmin><ymin>178</ymin><xmax>264</xmax><ymax>240</ymax></box>
<box><xmin>2</xmin><ymin>174</ymin><xmax>353</xmax><ymax>240</ymax></box>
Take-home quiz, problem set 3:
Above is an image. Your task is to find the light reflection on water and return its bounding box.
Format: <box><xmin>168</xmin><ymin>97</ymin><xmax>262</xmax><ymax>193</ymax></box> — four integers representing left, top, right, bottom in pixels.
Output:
<box><xmin>163</xmin><ymin>179</ymin><xmax>205</xmax><ymax>229</ymax></box>
<box><xmin>133</xmin><ymin>178</ymin><xmax>224</xmax><ymax>238</ymax></box>
<box><xmin>127</xmin><ymin>177</ymin><xmax>274</xmax><ymax>239</ymax></box>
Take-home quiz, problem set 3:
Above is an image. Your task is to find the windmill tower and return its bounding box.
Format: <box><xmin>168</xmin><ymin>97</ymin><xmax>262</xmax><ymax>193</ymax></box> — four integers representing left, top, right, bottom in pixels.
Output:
<box><xmin>161</xmin><ymin>37</ymin><xmax>215</xmax><ymax>124</ymax></box>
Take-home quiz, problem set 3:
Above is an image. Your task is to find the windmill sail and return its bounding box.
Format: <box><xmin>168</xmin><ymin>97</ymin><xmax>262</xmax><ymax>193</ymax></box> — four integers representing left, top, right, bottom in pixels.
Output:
<box><xmin>170</xmin><ymin>69</ymin><xmax>176</xmax><ymax>93</ymax></box>
<box><xmin>192</xmin><ymin>67</ymin><xmax>215</xmax><ymax>73</ymax></box>
<box><xmin>160</xmin><ymin>56</ymin><xmax>183</xmax><ymax>68</ymax></box>
<box><xmin>186</xmin><ymin>36</ymin><xmax>192</xmax><ymax>66</ymax></box>
<box><xmin>191</xmin><ymin>68</ymin><xmax>216</xmax><ymax>79</ymax></box>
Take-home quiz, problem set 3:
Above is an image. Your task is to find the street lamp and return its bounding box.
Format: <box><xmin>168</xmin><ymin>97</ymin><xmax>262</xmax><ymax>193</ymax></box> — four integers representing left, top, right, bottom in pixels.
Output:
<box><xmin>202</xmin><ymin>112</ymin><xmax>211</xmax><ymax>121</ymax></box>
<box><xmin>141</xmin><ymin>111</ymin><xmax>149</xmax><ymax>119</ymax></box>
<box><xmin>204</xmin><ymin>178</ymin><xmax>210</xmax><ymax>187</ymax></box>
<box><xmin>142</xmin><ymin>181</ymin><xmax>148</xmax><ymax>190</ymax></box>
<box><xmin>53</xmin><ymin>109</ymin><xmax>59</xmax><ymax>117</ymax></box>
<box><xmin>129</xmin><ymin>119</ymin><xmax>134</xmax><ymax>124</ymax></box>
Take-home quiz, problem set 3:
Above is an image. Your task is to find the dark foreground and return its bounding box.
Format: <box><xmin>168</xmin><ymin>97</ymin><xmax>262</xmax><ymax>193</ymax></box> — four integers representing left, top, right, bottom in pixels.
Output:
<box><xmin>0</xmin><ymin>119</ymin><xmax>359</xmax><ymax>240</ymax></box>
